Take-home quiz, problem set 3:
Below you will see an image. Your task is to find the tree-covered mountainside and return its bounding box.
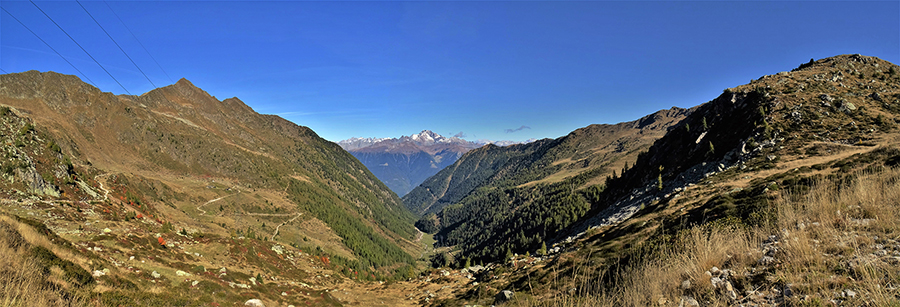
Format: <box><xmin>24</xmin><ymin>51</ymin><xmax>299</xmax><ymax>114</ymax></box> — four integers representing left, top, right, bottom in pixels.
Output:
<box><xmin>402</xmin><ymin>107</ymin><xmax>692</xmax><ymax>262</ymax></box>
<box><xmin>349</xmin><ymin>147</ymin><xmax>465</xmax><ymax>197</ymax></box>
<box><xmin>0</xmin><ymin>71</ymin><xmax>417</xmax><ymax>270</ymax></box>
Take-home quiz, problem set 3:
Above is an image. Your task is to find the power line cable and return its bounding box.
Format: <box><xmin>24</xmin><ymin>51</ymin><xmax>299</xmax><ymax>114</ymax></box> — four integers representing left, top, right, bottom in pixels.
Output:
<box><xmin>77</xmin><ymin>0</ymin><xmax>185</xmax><ymax>107</ymax></box>
<box><xmin>103</xmin><ymin>0</ymin><xmax>174</xmax><ymax>84</ymax></box>
<box><xmin>30</xmin><ymin>0</ymin><xmax>132</xmax><ymax>95</ymax></box>
<box><xmin>1</xmin><ymin>7</ymin><xmax>99</xmax><ymax>87</ymax></box>
<box><xmin>76</xmin><ymin>0</ymin><xmax>158</xmax><ymax>89</ymax></box>
<box><xmin>0</xmin><ymin>68</ymin><xmax>8</xmax><ymax>74</ymax></box>
<box><xmin>100</xmin><ymin>1</ymin><xmax>195</xmax><ymax>105</ymax></box>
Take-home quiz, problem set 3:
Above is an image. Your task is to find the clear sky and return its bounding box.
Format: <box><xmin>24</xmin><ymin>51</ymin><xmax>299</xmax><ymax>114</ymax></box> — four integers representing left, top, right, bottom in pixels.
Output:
<box><xmin>2</xmin><ymin>1</ymin><xmax>898</xmax><ymax>142</ymax></box>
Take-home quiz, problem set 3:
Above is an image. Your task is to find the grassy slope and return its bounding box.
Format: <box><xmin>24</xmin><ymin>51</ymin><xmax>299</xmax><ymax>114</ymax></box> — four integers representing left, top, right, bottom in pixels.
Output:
<box><xmin>0</xmin><ymin>71</ymin><xmax>418</xmax><ymax>269</ymax></box>
<box><xmin>430</xmin><ymin>55</ymin><xmax>900</xmax><ymax>306</ymax></box>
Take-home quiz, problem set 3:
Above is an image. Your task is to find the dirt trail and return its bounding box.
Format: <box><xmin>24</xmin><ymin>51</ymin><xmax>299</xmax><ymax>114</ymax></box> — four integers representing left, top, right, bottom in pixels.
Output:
<box><xmin>271</xmin><ymin>213</ymin><xmax>303</xmax><ymax>241</ymax></box>
<box><xmin>94</xmin><ymin>173</ymin><xmax>112</xmax><ymax>201</ymax></box>
<box><xmin>730</xmin><ymin>142</ymin><xmax>879</xmax><ymax>188</ymax></box>
<box><xmin>196</xmin><ymin>187</ymin><xmax>240</xmax><ymax>215</ymax></box>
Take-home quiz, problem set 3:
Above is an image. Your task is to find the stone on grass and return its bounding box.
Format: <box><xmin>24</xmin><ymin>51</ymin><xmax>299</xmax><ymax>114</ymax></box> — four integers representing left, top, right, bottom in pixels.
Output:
<box><xmin>495</xmin><ymin>290</ymin><xmax>514</xmax><ymax>303</ymax></box>
<box><xmin>244</xmin><ymin>299</ymin><xmax>265</xmax><ymax>307</ymax></box>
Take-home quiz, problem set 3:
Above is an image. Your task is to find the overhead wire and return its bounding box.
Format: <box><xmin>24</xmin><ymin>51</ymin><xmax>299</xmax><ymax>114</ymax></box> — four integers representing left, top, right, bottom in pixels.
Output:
<box><xmin>103</xmin><ymin>0</ymin><xmax>175</xmax><ymax>84</ymax></box>
<box><xmin>29</xmin><ymin>0</ymin><xmax>132</xmax><ymax>95</ymax></box>
<box><xmin>76</xmin><ymin>0</ymin><xmax>159</xmax><ymax>90</ymax></box>
<box><xmin>1</xmin><ymin>6</ymin><xmax>99</xmax><ymax>87</ymax></box>
<box><xmin>97</xmin><ymin>0</ymin><xmax>187</xmax><ymax>102</ymax></box>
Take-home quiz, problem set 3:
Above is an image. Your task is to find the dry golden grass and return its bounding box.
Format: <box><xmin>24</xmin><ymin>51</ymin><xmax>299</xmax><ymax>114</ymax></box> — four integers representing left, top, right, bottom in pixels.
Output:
<box><xmin>776</xmin><ymin>169</ymin><xmax>900</xmax><ymax>306</ymax></box>
<box><xmin>0</xmin><ymin>216</ymin><xmax>88</xmax><ymax>307</ymax></box>
<box><xmin>521</xmin><ymin>168</ymin><xmax>900</xmax><ymax>307</ymax></box>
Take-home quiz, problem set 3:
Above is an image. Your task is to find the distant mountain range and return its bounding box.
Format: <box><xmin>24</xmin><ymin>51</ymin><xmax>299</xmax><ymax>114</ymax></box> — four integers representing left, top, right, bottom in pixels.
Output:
<box><xmin>338</xmin><ymin>131</ymin><xmax>535</xmax><ymax>196</ymax></box>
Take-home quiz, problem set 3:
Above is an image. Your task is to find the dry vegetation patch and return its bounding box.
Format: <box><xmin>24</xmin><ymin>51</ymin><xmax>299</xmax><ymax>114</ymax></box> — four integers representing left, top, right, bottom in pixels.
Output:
<box><xmin>514</xmin><ymin>168</ymin><xmax>900</xmax><ymax>307</ymax></box>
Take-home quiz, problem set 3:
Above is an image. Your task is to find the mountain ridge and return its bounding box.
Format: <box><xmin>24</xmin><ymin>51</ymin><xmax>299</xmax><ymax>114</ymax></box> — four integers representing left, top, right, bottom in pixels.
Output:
<box><xmin>338</xmin><ymin>130</ymin><xmax>536</xmax><ymax>196</ymax></box>
<box><xmin>0</xmin><ymin>70</ymin><xmax>418</xmax><ymax>269</ymax></box>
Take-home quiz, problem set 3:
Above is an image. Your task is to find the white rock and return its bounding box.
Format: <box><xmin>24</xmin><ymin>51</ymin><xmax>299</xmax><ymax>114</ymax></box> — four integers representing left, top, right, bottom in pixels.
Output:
<box><xmin>681</xmin><ymin>296</ymin><xmax>700</xmax><ymax>307</ymax></box>
<box><xmin>92</xmin><ymin>270</ymin><xmax>106</xmax><ymax>277</ymax></box>
<box><xmin>244</xmin><ymin>299</ymin><xmax>265</xmax><ymax>307</ymax></box>
<box><xmin>103</xmin><ymin>228</ymin><xmax>112</xmax><ymax>233</ymax></box>
<box><xmin>191</xmin><ymin>280</ymin><xmax>199</xmax><ymax>287</ymax></box>
<box><xmin>175</xmin><ymin>270</ymin><xmax>191</xmax><ymax>277</ymax></box>
<box><xmin>151</xmin><ymin>271</ymin><xmax>161</xmax><ymax>278</ymax></box>
<box><xmin>271</xmin><ymin>245</ymin><xmax>284</xmax><ymax>255</ymax></box>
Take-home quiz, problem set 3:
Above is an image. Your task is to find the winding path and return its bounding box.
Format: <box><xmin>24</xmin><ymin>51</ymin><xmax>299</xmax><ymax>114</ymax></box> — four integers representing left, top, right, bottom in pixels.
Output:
<box><xmin>196</xmin><ymin>187</ymin><xmax>240</xmax><ymax>215</ymax></box>
<box><xmin>93</xmin><ymin>173</ymin><xmax>112</xmax><ymax>201</ymax></box>
<box><xmin>270</xmin><ymin>213</ymin><xmax>303</xmax><ymax>241</ymax></box>
<box><xmin>415</xmin><ymin>227</ymin><xmax>424</xmax><ymax>243</ymax></box>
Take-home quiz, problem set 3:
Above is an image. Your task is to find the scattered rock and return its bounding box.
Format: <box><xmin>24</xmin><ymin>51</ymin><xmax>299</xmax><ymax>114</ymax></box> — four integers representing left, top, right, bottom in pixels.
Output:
<box><xmin>151</xmin><ymin>271</ymin><xmax>161</xmax><ymax>279</ymax></box>
<box><xmin>102</xmin><ymin>228</ymin><xmax>112</xmax><ymax>233</ymax></box>
<box><xmin>92</xmin><ymin>270</ymin><xmax>106</xmax><ymax>277</ymax></box>
<box><xmin>680</xmin><ymin>296</ymin><xmax>700</xmax><ymax>307</ymax></box>
<box><xmin>175</xmin><ymin>270</ymin><xmax>191</xmax><ymax>277</ymax></box>
<box><xmin>837</xmin><ymin>100</ymin><xmax>857</xmax><ymax>113</ymax></box>
<box><xmin>495</xmin><ymin>290</ymin><xmax>514</xmax><ymax>303</ymax></box>
<box><xmin>681</xmin><ymin>280</ymin><xmax>691</xmax><ymax>289</ymax></box>
<box><xmin>843</xmin><ymin>289</ymin><xmax>857</xmax><ymax>298</ymax></box>
<box><xmin>759</xmin><ymin>255</ymin><xmax>777</xmax><ymax>265</ymax></box>
<box><xmin>244</xmin><ymin>299</ymin><xmax>265</xmax><ymax>307</ymax></box>
<box><xmin>271</xmin><ymin>245</ymin><xmax>284</xmax><ymax>255</ymax></box>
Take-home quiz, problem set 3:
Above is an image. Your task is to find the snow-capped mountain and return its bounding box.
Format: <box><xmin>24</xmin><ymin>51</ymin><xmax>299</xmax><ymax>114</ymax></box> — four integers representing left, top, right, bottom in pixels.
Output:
<box><xmin>474</xmin><ymin>138</ymin><xmax>538</xmax><ymax>147</ymax></box>
<box><xmin>339</xmin><ymin>130</ymin><xmax>535</xmax><ymax>196</ymax></box>
<box><xmin>337</xmin><ymin>137</ymin><xmax>391</xmax><ymax>151</ymax></box>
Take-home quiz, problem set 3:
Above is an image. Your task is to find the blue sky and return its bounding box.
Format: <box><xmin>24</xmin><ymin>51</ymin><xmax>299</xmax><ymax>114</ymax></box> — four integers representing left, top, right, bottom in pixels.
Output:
<box><xmin>2</xmin><ymin>1</ymin><xmax>898</xmax><ymax>142</ymax></box>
